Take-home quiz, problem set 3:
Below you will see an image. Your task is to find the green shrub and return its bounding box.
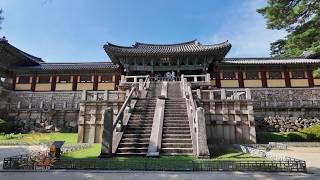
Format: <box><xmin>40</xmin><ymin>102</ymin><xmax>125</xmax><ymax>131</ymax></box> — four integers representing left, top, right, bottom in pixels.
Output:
<box><xmin>257</xmin><ymin>124</ymin><xmax>320</xmax><ymax>143</ymax></box>
<box><xmin>0</xmin><ymin>119</ymin><xmax>11</xmax><ymax>134</ymax></box>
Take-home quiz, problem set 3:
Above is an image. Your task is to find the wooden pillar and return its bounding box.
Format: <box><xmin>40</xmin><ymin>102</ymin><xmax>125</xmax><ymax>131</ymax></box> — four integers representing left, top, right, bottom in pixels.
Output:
<box><xmin>12</xmin><ymin>75</ymin><xmax>16</xmax><ymax>90</ymax></box>
<box><xmin>51</xmin><ymin>75</ymin><xmax>57</xmax><ymax>91</ymax></box>
<box><xmin>72</xmin><ymin>75</ymin><xmax>78</xmax><ymax>91</ymax></box>
<box><xmin>284</xmin><ymin>68</ymin><xmax>291</xmax><ymax>88</ymax></box>
<box><xmin>215</xmin><ymin>72</ymin><xmax>221</xmax><ymax>88</ymax></box>
<box><xmin>31</xmin><ymin>75</ymin><xmax>36</xmax><ymax>92</ymax></box>
<box><xmin>93</xmin><ymin>74</ymin><xmax>98</xmax><ymax>91</ymax></box>
<box><xmin>238</xmin><ymin>71</ymin><xmax>244</xmax><ymax>88</ymax></box>
<box><xmin>307</xmin><ymin>67</ymin><xmax>314</xmax><ymax>87</ymax></box>
<box><xmin>260</xmin><ymin>69</ymin><xmax>268</xmax><ymax>88</ymax></box>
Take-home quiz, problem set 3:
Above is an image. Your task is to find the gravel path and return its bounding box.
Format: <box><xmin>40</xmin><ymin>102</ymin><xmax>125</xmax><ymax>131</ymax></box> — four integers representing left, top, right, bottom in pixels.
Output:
<box><xmin>270</xmin><ymin>146</ymin><xmax>320</xmax><ymax>174</ymax></box>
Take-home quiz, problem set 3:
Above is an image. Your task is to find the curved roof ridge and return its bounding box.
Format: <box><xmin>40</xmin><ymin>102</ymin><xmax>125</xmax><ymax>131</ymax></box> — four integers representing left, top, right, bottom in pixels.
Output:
<box><xmin>201</xmin><ymin>41</ymin><xmax>230</xmax><ymax>47</ymax></box>
<box><xmin>105</xmin><ymin>42</ymin><xmax>133</xmax><ymax>49</ymax></box>
<box><xmin>134</xmin><ymin>40</ymin><xmax>198</xmax><ymax>47</ymax></box>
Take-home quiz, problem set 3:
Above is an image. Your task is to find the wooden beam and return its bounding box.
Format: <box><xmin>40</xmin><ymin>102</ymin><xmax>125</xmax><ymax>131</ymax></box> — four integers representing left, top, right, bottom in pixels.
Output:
<box><xmin>31</xmin><ymin>75</ymin><xmax>36</xmax><ymax>92</ymax></box>
<box><xmin>12</xmin><ymin>75</ymin><xmax>16</xmax><ymax>90</ymax></box>
<box><xmin>51</xmin><ymin>75</ymin><xmax>57</xmax><ymax>91</ymax></box>
<box><xmin>215</xmin><ymin>71</ymin><xmax>221</xmax><ymax>88</ymax></box>
<box><xmin>238</xmin><ymin>71</ymin><xmax>244</xmax><ymax>88</ymax></box>
<box><xmin>307</xmin><ymin>67</ymin><xmax>314</xmax><ymax>87</ymax></box>
<box><xmin>72</xmin><ymin>75</ymin><xmax>78</xmax><ymax>91</ymax></box>
<box><xmin>284</xmin><ymin>68</ymin><xmax>291</xmax><ymax>88</ymax></box>
<box><xmin>260</xmin><ymin>68</ymin><xmax>267</xmax><ymax>88</ymax></box>
<box><xmin>93</xmin><ymin>74</ymin><xmax>98</xmax><ymax>91</ymax></box>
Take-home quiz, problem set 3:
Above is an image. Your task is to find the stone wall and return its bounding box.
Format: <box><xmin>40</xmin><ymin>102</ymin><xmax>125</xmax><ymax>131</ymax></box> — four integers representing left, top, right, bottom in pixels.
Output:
<box><xmin>195</xmin><ymin>89</ymin><xmax>256</xmax><ymax>144</ymax></box>
<box><xmin>0</xmin><ymin>90</ymin><xmax>125</xmax><ymax>133</ymax></box>
<box><xmin>251</xmin><ymin>88</ymin><xmax>320</xmax><ymax>132</ymax></box>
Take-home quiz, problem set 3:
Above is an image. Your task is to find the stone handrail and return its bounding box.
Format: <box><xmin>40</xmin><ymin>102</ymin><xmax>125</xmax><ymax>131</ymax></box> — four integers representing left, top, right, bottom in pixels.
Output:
<box><xmin>181</xmin><ymin>78</ymin><xmax>210</xmax><ymax>158</ymax></box>
<box><xmin>181</xmin><ymin>73</ymin><xmax>210</xmax><ymax>83</ymax></box>
<box><xmin>120</xmin><ymin>75</ymin><xmax>149</xmax><ymax>84</ymax></box>
<box><xmin>112</xmin><ymin>87</ymin><xmax>137</xmax><ymax>130</ymax></box>
<box><xmin>193</xmin><ymin>89</ymin><xmax>251</xmax><ymax>100</ymax></box>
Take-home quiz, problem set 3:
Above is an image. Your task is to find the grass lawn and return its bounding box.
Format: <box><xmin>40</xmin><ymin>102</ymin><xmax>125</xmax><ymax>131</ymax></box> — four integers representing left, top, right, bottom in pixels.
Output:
<box><xmin>0</xmin><ymin>133</ymin><xmax>78</xmax><ymax>145</ymax></box>
<box><xmin>257</xmin><ymin>124</ymin><xmax>320</xmax><ymax>143</ymax></box>
<box><xmin>62</xmin><ymin>144</ymin><xmax>265</xmax><ymax>161</ymax></box>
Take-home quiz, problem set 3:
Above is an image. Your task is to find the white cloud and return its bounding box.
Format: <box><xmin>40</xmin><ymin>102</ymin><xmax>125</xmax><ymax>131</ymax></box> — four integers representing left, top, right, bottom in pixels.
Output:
<box><xmin>202</xmin><ymin>0</ymin><xmax>287</xmax><ymax>57</ymax></box>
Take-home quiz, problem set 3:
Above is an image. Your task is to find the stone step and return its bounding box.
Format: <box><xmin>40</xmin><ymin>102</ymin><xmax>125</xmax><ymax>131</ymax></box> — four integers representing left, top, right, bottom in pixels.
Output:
<box><xmin>122</xmin><ymin>134</ymin><xmax>151</xmax><ymax>138</ymax></box>
<box><xmin>118</xmin><ymin>142</ymin><xmax>149</xmax><ymax>148</ymax></box>
<box><xmin>163</xmin><ymin>124</ymin><xmax>190</xmax><ymax>128</ymax></box>
<box><xmin>117</xmin><ymin>147</ymin><xmax>148</xmax><ymax>153</ymax></box>
<box><xmin>163</xmin><ymin>130</ymin><xmax>190</xmax><ymax>134</ymax></box>
<box><xmin>161</xmin><ymin>148</ymin><xmax>193</xmax><ymax>154</ymax></box>
<box><xmin>163</xmin><ymin>127</ymin><xmax>190</xmax><ymax>131</ymax></box>
<box><xmin>163</xmin><ymin>134</ymin><xmax>191</xmax><ymax>139</ymax></box>
<box><xmin>161</xmin><ymin>143</ymin><xmax>193</xmax><ymax>148</ymax></box>
<box><xmin>161</xmin><ymin>138</ymin><xmax>192</xmax><ymax>144</ymax></box>
<box><xmin>125</xmin><ymin>130</ymin><xmax>151</xmax><ymax>134</ymax></box>
<box><xmin>126</xmin><ymin>127</ymin><xmax>152</xmax><ymax>130</ymax></box>
<box><xmin>163</xmin><ymin>120</ymin><xmax>189</xmax><ymax>123</ymax></box>
<box><xmin>116</xmin><ymin>152</ymin><xmax>146</xmax><ymax>155</ymax></box>
<box><xmin>121</xmin><ymin>138</ymin><xmax>150</xmax><ymax>143</ymax></box>
<box><xmin>127</xmin><ymin>124</ymin><xmax>153</xmax><ymax>128</ymax></box>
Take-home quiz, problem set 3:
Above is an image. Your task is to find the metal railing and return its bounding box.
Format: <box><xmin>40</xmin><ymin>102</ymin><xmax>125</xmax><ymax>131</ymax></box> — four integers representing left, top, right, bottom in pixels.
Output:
<box><xmin>3</xmin><ymin>153</ymin><xmax>307</xmax><ymax>172</ymax></box>
<box><xmin>50</xmin><ymin>158</ymin><xmax>307</xmax><ymax>172</ymax></box>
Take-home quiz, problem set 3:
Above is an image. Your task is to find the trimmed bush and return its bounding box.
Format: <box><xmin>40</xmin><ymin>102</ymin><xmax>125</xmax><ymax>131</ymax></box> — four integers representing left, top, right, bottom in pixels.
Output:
<box><xmin>0</xmin><ymin>119</ymin><xmax>11</xmax><ymax>133</ymax></box>
<box><xmin>257</xmin><ymin>124</ymin><xmax>320</xmax><ymax>143</ymax></box>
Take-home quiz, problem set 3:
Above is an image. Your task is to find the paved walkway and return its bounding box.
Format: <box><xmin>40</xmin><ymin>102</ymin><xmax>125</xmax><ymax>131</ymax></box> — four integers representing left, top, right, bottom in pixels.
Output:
<box><xmin>0</xmin><ymin>171</ymin><xmax>318</xmax><ymax>180</ymax></box>
<box><xmin>270</xmin><ymin>147</ymin><xmax>320</xmax><ymax>174</ymax></box>
<box><xmin>1</xmin><ymin>145</ymin><xmax>320</xmax><ymax>179</ymax></box>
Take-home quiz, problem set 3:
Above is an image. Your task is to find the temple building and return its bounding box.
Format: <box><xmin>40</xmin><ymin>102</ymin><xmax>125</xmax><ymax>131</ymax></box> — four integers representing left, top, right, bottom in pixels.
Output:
<box><xmin>1</xmin><ymin>37</ymin><xmax>319</xmax><ymax>91</ymax></box>
<box><xmin>1</xmin><ymin>36</ymin><xmax>320</xmax><ymax>157</ymax></box>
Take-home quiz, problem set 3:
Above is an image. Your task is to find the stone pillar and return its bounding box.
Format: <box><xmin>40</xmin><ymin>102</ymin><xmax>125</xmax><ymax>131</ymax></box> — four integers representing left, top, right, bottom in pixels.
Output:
<box><xmin>139</xmin><ymin>78</ymin><xmax>144</xmax><ymax>91</ymax></box>
<box><xmin>196</xmin><ymin>107</ymin><xmax>210</xmax><ymax>159</ymax></box>
<box><xmin>99</xmin><ymin>108</ymin><xmax>113</xmax><ymax>158</ymax></box>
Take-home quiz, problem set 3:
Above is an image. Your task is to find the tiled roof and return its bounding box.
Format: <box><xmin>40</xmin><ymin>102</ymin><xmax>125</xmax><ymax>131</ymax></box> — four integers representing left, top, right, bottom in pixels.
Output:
<box><xmin>0</xmin><ymin>37</ymin><xmax>44</xmax><ymax>64</ymax></box>
<box><xmin>12</xmin><ymin>62</ymin><xmax>119</xmax><ymax>71</ymax></box>
<box><xmin>223</xmin><ymin>58</ymin><xmax>320</xmax><ymax>65</ymax></box>
<box><xmin>104</xmin><ymin>40</ymin><xmax>231</xmax><ymax>58</ymax></box>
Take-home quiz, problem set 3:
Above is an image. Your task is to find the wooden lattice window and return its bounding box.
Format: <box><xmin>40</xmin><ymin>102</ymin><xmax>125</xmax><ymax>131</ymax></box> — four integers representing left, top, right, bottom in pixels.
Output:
<box><xmin>38</xmin><ymin>76</ymin><xmax>50</xmax><ymax>83</ymax></box>
<box><xmin>291</xmin><ymin>71</ymin><xmax>305</xmax><ymax>79</ymax></box>
<box><xmin>245</xmin><ymin>71</ymin><xmax>260</xmax><ymax>80</ymax></box>
<box><xmin>18</xmin><ymin>76</ymin><xmax>30</xmax><ymax>84</ymax></box>
<box><xmin>100</xmin><ymin>75</ymin><xmax>113</xmax><ymax>82</ymax></box>
<box><xmin>223</xmin><ymin>72</ymin><xmax>236</xmax><ymax>80</ymax></box>
<box><xmin>80</xmin><ymin>75</ymin><xmax>92</xmax><ymax>83</ymax></box>
<box><xmin>59</xmin><ymin>75</ymin><xmax>71</xmax><ymax>83</ymax></box>
<box><xmin>268</xmin><ymin>72</ymin><xmax>282</xmax><ymax>79</ymax></box>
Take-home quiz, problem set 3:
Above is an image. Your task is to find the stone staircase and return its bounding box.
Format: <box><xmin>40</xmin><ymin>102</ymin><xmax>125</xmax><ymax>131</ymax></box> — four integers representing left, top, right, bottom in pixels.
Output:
<box><xmin>116</xmin><ymin>83</ymin><xmax>160</xmax><ymax>155</ymax></box>
<box><xmin>161</xmin><ymin>83</ymin><xmax>193</xmax><ymax>154</ymax></box>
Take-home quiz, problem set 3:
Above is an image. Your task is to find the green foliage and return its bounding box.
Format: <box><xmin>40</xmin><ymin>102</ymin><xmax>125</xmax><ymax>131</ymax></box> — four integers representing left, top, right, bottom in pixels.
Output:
<box><xmin>313</xmin><ymin>68</ymin><xmax>320</xmax><ymax>78</ymax></box>
<box><xmin>62</xmin><ymin>144</ymin><xmax>264</xmax><ymax>161</ymax></box>
<box><xmin>257</xmin><ymin>124</ymin><xmax>320</xmax><ymax>143</ymax></box>
<box><xmin>0</xmin><ymin>133</ymin><xmax>78</xmax><ymax>145</ymax></box>
<box><xmin>0</xmin><ymin>119</ymin><xmax>11</xmax><ymax>133</ymax></box>
<box><xmin>258</xmin><ymin>0</ymin><xmax>320</xmax><ymax>57</ymax></box>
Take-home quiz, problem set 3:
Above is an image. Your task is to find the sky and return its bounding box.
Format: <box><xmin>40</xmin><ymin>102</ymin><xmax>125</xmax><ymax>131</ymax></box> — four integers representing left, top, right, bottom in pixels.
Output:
<box><xmin>0</xmin><ymin>0</ymin><xmax>286</xmax><ymax>62</ymax></box>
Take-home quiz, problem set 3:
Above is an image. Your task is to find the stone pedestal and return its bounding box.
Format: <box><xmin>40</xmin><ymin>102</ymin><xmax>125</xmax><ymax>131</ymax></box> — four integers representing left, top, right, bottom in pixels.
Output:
<box><xmin>99</xmin><ymin>107</ymin><xmax>113</xmax><ymax>158</ymax></box>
